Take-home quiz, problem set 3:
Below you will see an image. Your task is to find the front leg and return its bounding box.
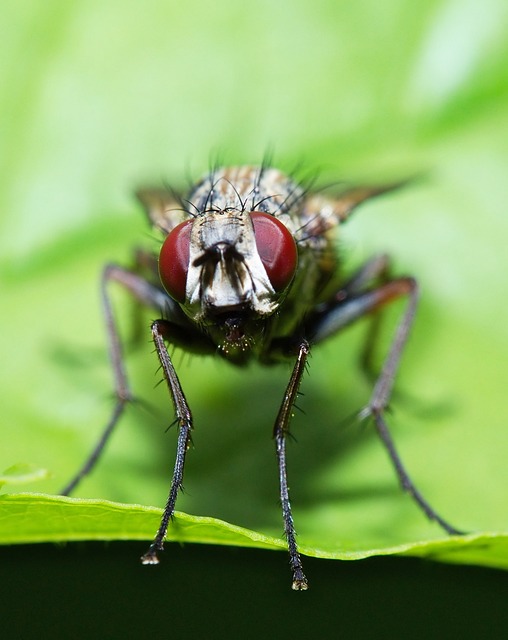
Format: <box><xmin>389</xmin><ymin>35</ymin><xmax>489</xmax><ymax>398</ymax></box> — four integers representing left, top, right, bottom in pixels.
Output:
<box><xmin>141</xmin><ymin>319</ymin><xmax>193</xmax><ymax>564</ymax></box>
<box><xmin>274</xmin><ymin>339</ymin><xmax>311</xmax><ymax>591</ymax></box>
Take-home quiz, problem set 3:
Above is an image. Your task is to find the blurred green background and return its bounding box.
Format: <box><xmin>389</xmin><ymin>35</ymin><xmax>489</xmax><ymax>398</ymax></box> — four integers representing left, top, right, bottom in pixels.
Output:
<box><xmin>1</xmin><ymin>0</ymin><xmax>508</xmax><ymax>637</ymax></box>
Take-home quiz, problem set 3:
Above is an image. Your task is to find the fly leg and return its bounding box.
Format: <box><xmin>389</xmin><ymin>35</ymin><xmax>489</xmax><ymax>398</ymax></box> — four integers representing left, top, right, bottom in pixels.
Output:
<box><xmin>274</xmin><ymin>339</ymin><xmax>311</xmax><ymax>591</ymax></box>
<box><xmin>141</xmin><ymin>319</ymin><xmax>193</xmax><ymax>564</ymax></box>
<box><xmin>61</xmin><ymin>261</ymin><xmax>178</xmax><ymax>495</ymax></box>
<box><xmin>339</xmin><ymin>254</ymin><xmax>392</xmax><ymax>379</ymax></box>
<box><xmin>307</xmin><ymin>273</ymin><xmax>463</xmax><ymax>535</ymax></box>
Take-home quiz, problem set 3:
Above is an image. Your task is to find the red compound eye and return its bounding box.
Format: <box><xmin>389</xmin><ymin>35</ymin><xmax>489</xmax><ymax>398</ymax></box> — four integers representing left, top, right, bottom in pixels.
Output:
<box><xmin>251</xmin><ymin>212</ymin><xmax>298</xmax><ymax>292</ymax></box>
<box><xmin>158</xmin><ymin>220</ymin><xmax>192</xmax><ymax>302</ymax></box>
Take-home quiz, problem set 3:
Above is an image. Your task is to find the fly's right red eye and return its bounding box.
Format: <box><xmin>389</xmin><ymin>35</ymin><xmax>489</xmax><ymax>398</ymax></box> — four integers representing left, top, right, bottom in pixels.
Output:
<box><xmin>251</xmin><ymin>212</ymin><xmax>298</xmax><ymax>292</ymax></box>
<box><xmin>158</xmin><ymin>220</ymin><xmax>192</xmax><ymax>302</ymax></box>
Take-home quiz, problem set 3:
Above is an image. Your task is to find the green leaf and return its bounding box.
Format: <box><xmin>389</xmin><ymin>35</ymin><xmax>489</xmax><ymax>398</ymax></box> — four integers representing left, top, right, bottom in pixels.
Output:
<box><xmin>1</xmin><ymin>0</ymin><xmax>507</xmax><ymax>579</ymax></box>
<box><xmin>2</xmin><ymin>494</ymin><xmax>508</xmax><ymax>572</ymax></box>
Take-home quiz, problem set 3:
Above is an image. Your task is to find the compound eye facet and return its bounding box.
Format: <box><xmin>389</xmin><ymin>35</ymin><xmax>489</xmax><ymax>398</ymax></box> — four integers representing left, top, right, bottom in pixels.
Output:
<box><xmin>158</xmin><ymin>219</ymin><xmax>193</xmax><ymax>302</ymax></box>
<box><xmin>251</xmin><ymin>212</ymin><xmax>298</xmax><ymax>292</ymax></box>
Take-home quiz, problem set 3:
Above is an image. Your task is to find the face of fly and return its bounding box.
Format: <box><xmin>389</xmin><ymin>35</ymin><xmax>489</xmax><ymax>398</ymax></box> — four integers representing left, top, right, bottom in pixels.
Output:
<box><xmin>151</xmin><ymin>166</ymin><xmax>301</xmax><ymax>355</ymax></box>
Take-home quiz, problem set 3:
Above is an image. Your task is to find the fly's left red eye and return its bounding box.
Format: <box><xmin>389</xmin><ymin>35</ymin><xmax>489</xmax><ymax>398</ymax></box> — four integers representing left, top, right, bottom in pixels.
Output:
<box><xmin>251</xmin><ymin>212</ymin><xmax>298</xmax><ymax>292</ymax></box>
<box><xmin>158</xmin><ymin>219</ymin><xmax>192</xmax><ymax>302</ymax></box>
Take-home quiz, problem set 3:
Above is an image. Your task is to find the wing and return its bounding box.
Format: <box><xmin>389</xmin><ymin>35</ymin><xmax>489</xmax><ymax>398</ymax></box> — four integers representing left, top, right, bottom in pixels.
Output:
<box><xmin>135</xmin><ymin>187</ymin><xmax>188</xmax><ymax>234</ymax></box>
<box><xmin>326</xmin><ymin>182</ymin><xmax>407</xmax><ymax>221</ymax></box>
<box><xmin>297</xmin><ymin>179</ymin><xmax>410</xmax><ymax>243</ymax></box>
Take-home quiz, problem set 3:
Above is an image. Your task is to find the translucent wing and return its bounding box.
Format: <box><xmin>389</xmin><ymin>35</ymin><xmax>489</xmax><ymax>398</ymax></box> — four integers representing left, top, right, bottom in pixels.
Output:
<box><xmin>136</xmin><ymin>187</ymin><xmax>188</xmax><ymax>234</ymax></box>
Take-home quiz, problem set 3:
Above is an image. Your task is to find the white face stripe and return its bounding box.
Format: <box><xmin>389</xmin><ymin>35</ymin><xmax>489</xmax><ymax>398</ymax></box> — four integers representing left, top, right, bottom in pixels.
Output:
<box><xmin>184</xmin><ymin>209</ymin><xmax>277</xmax><ymax>321</ymax></box>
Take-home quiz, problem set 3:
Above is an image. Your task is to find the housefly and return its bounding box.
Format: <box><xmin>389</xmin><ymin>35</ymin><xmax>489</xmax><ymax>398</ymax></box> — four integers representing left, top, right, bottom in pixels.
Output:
<box><xmin>62</xmin><ymin>164</ymin><xmax>461</xmax><ymax>590</ymax></box>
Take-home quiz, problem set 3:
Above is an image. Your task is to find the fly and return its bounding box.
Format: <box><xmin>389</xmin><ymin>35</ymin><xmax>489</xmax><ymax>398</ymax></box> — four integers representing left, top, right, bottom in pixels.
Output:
<box><xmin>61</xmin><ymin>164</ymin><xmax>462</xmax><ymax>590</ymax></box>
